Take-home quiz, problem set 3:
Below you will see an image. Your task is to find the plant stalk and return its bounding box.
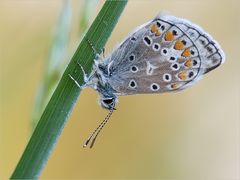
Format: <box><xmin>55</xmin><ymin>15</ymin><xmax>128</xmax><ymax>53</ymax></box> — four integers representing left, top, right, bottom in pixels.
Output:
<box><xmin>11</xmin><ymin>1</ymin><xmax>127</xmax><ymax>179</ymax></box>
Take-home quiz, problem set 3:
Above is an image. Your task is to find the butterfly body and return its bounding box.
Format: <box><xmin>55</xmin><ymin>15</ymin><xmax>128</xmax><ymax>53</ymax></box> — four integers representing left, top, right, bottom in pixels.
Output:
<box><xmin>91</xmin><ymin>14</ymin><xmax>225</xmax><ymax>110</ymax></box>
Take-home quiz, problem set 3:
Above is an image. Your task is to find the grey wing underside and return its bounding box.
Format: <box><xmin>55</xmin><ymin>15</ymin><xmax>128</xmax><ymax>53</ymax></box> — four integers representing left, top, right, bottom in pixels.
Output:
<box><xmin>106</xmin><ymin>14</ymin><xmax>225</xmax><ymax>96</ymax></box>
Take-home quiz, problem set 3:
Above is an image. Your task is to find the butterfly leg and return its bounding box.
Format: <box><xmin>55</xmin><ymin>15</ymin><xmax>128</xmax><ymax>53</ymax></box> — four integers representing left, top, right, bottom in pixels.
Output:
<box><xmin>68</xmin><ymin>61</ymin><xmax>91</xmax><ymax>89</ymax></box>
<box><xmin>76</xmin><ymin>61</ymin><xmax>89</xmax><ymax>83</ymax></box>
<box><xmin>69</xmin><ymin>59</ymin><xmax>100</xmax><ymax>91</ymax></box>
<box><xmin>68</xmin><ymin>73</ymin><xmax>82</xmax><ymax>89</ymax></box>
<box><xmin>69</xmin><ymin>39</ymin><xmax>104</xmax><ymax>89</ymax></box>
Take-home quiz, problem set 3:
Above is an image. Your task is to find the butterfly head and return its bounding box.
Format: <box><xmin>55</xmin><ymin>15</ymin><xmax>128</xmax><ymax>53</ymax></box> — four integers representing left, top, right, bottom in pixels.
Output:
<box><xmin>100</xmin><ymin>96</ymin><xmax>117</xmax><ymax>110</ymax></box>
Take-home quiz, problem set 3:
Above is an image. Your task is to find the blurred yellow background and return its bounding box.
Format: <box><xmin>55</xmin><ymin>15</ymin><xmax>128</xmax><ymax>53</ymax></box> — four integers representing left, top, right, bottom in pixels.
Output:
<box><xmin>1</xmin><ymin>0</ymin><xmax>239</xmax><ymax>179</ymax></box>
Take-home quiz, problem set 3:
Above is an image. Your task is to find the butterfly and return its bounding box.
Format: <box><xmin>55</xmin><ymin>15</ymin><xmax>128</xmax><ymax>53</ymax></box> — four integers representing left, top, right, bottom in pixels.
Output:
<box><xmin>69</xmin><ymin>14</ymin><xmax>225</xmax><ymax>148</ymax></box>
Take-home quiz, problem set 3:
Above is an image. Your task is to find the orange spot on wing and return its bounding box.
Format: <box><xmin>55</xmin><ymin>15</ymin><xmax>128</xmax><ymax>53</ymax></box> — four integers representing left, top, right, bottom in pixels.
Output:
<box><xmin>155</xmin><ymin>31</ymin><xmax>161</xmax><ymax>36</ymax></box>
<box><xmin>151</xmin><ymin>24</ymin><xmax>158</xmax><ymax>33</ymax></box>
<box><xmin>151</xmin><ymin>24</ymin><xmax>161</xmax><ymax>36</ymax></box>
<box><xmin>164</xmin><ymin>31</ymin><xmax>174</xmax><ymax>41</ymax></box>
<box><xmin>184</xmin><ymin>59</ymin><xmax>193</xmax><ymax>68</ymax></box>
<box><xmin>178</xmin><ymin>71</ymin><xmax>188</xmax><ymax>80</ymax></box>
<box><xmin>174</xmin><ymin>40</ymin><xmax>185</xmax><ymax>50</ymax></box>
<box><xmin>171</xmin><ymin>83</ymin><xmax>179</xmax><ymax>89</ymax></box>
<box><xmin>182</xmin><ymin>48</ymin><xmax>191</xmax><ymax>57</ymax></box>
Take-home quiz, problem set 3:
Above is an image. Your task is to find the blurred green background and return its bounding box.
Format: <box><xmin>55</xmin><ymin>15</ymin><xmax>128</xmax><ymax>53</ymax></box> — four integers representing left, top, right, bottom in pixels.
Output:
<box><xmin>1</xmin><ymin>0</ymin><xmax>239</xmax><ymax>179</ymax></box>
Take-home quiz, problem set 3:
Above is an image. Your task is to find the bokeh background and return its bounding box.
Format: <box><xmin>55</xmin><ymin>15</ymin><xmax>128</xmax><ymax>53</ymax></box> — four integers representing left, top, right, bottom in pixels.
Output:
<box><xmin>1</xmin><ymin>0</ymin><xmax>239</xmax><ymax>179</ymax></box>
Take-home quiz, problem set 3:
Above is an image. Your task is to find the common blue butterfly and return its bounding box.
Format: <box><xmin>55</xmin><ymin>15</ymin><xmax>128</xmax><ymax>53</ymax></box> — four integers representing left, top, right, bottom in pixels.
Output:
<box><xmin>69</xmin><ymin>14</ymin><xmax>225</xmax><ymax>148</ymax></box>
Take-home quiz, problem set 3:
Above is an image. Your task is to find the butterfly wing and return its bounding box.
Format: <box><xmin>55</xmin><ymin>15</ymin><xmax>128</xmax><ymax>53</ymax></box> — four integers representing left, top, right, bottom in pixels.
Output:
<box><xmin>106</xmin><ymin>14</ymin><xmax>225</xmax><ymax>95</ymax></box>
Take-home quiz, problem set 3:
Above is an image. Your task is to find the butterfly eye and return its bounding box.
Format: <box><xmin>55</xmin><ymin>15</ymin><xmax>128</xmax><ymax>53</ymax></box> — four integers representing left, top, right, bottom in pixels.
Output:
<box><xmin>101</xmin><ymin>97</ymin><xmax>116</xmax><ymax>110</ymax></box>
<box><xmin>103</xmin><ymin>98</ymin><xmax>113</xmax><ymax>105</ymax></box>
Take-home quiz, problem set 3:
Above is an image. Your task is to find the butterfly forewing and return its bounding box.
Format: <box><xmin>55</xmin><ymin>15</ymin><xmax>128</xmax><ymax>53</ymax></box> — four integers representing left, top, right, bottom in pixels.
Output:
<box><xmin>107</xmin><ymin>14</ymin><xmax>225</xmax><ymax>95</ymax></box>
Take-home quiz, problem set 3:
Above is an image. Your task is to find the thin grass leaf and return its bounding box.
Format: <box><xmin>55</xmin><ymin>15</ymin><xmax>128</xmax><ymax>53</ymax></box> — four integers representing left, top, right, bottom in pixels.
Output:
<box><xmin>31</xmin><ymin>0</ymin><xmax>72</xmax><ymax>131</ymax></box>
<box><xmin>11</xmin><ymin>1</ymin><xmax>128</xmax><ymax>179</ymax></box>
<box><xmin>31</xmin><ymin>0</ymin><xmax>99</xmax><ymax>132</ymax></box>
<box><xmin>79</xmin><ymin>0</ymin><xmax>99</xmax><ymax>36</ymax></box>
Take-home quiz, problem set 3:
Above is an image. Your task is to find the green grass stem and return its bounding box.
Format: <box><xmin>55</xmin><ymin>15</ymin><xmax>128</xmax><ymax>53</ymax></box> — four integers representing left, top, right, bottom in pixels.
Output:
<box><xmin>11</xmin><ymin>1</ymin><xmax>127</xmax><ymax>179</ymax></box>
<box><xmin>31</xmin><ymin>0</ymin><xmax>72</xmax><ymax>132</ymax></box>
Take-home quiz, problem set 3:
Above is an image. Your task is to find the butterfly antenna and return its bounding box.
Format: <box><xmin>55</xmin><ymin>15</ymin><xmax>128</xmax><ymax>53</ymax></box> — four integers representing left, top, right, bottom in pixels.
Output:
<box><xmin>89</xmin><ymin>109</ymin><xmax>113</xmax><ymax>148</ymax></box>
<box><xmin>83</xmin><ymin>108</ymin><xmax>114</xmax><ymax>148</ymax></box>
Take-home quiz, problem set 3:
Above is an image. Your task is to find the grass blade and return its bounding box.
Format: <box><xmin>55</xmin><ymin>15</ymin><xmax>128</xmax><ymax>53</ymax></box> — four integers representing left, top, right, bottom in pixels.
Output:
<box><xmin>31</xmin><ymin>0</ymin><xmax>72</xmax><ymax>132</ymax></box>
<box><xmin>31</xmin><ymin>0</ymin><xmax>99</xmax><ymax>132</ymax></box>
<box><xmin>11</xmin><ymin>1</ymin><xmax>128</xmax><ymax>179</ymax></box>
